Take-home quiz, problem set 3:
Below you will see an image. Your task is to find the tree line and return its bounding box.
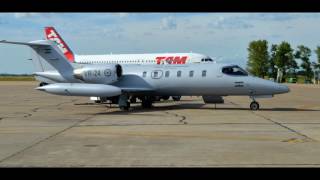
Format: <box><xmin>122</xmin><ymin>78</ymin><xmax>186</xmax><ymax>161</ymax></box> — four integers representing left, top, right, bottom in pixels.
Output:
<box><xmin>247</xmin><ymin>40</ymin><xmax>320</xmax><ymax>83</ymax></box>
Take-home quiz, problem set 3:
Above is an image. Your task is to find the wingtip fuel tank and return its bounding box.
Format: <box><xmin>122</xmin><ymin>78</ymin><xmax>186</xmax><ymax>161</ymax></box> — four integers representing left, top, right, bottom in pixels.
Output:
<box><xmin>36</xmin><ymin>83</ymin><xmax>122</xmax><ymax>97</ymax></box>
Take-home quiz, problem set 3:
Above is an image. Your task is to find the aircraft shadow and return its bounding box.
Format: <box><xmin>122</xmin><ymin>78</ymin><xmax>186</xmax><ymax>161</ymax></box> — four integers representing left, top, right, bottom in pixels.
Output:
<box><xmin>95</xmin><ymin>103</ymin><xmax>320</xmax><ymax>115</ymax></box>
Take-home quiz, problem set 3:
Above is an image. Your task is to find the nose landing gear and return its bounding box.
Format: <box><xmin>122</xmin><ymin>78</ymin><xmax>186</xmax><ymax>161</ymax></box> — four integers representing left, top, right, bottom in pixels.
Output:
<box><xmin>249</xmin><ymin>96</ymin><xmax>260</xmax><ymax>110</ymax></box>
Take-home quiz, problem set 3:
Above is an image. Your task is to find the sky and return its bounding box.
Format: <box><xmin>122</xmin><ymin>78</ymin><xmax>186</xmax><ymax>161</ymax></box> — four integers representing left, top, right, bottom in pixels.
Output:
<box><xmin>0</xmin><ymin>13</ymin><xmax>320</xmax><ymax>74</ymax></box>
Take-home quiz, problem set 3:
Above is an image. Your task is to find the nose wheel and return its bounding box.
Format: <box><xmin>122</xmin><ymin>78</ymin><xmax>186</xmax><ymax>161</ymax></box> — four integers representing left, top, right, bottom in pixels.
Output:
<box><xmin>250</xmin><ymin>101</ymin><xmax>259</xmax><ymax>110</ymax></box>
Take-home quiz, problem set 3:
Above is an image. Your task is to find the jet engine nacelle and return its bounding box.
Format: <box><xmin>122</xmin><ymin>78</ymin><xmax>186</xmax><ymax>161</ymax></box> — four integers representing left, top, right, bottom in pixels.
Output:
<box><xmin>73</xmin><ymin>64</ymin><xmax>122</xmax><ymax>84</ymax></box>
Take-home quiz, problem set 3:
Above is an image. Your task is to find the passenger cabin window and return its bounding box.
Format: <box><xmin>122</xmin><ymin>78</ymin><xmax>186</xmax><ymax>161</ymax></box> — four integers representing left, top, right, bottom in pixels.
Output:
<box><xmin>222</xmin><ymin>65</ymin><xmax>248</xmax><ymax>76</ymax></box>
<box><xmin>189</xmin><ymin>71</ymin><xmax>194</xmax><ymax>77</ymax></box>
<box><xmin>202</xmin><ymin>70</ymin><xmax>207</xmax><ymax>77</ymax></box>
<box><xmin>143</xmin><ymin>71</ymin><xmax>147</xmax><ymax>78</ymax></box>
<box><xmin>165</xmin><ymin>71</ymin><xmax>170</xmax><ymax>77</ymax></box>
<box><xmin>177</xmin><ymin>71</ymin><xmax>182</xmax><ymax>77</ymax></box>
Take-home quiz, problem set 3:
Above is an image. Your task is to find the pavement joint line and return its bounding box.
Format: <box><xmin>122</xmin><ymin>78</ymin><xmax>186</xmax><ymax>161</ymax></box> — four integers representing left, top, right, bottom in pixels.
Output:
<box><xmin>0</xmin><ymin>108</ymin><xmax>96</xmax><ymax>164</ymax></box>
<box><xmin>75</xmin><ymin>122</ymin><xmax>284</xmax><ymax>127</ymax></box>
<box><xmin>77</xmin><ymin>110</ymin><xmax>189</xmax><ymax>127</ymax></box>
<box><xmin>226</xmin><ymin>99</ymin><xmax>317</xmax><ymax>142</ymax></box>
<box><xmin>31</xmin><ymin>99</ymin><xmax>78</xmax><ymax>113</ymax></box>
<box><xmin>8</xmin><ymin>163</ymin><xmax>320</xmax><ymax>167</ymax></box>
<box><xmin>76</xmin><ymin>123</ymin><xmax>185</xmax><ymax>127</ymax></box>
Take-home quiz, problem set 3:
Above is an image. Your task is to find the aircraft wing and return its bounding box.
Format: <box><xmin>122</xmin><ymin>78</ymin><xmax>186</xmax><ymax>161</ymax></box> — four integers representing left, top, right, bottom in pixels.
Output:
<box><xmin>120</xmin><ymin>87</ymin><xmax>155</xmax><ymax>93</ymax></box>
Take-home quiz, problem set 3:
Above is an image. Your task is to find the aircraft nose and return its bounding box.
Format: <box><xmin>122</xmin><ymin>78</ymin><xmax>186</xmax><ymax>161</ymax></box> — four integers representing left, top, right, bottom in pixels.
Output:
<box><xmin>277</xmin><ymin>84</ymin><xmax>290</xmax><ymax>94</ymax></box>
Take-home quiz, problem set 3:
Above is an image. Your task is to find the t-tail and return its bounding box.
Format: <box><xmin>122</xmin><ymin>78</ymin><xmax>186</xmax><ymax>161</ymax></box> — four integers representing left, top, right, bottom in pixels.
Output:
<box><xmin>44</xmin><ymin>27</ymin><xmax>75</xmax><ymax>63</ymax></box>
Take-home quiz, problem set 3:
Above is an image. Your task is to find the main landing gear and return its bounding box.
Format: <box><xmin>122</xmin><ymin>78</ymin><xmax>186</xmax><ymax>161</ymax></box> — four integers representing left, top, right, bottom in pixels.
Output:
<box><xmin>118</xmin><ymin>94</ymin><xmax>130</xmax><ymax>111</ymax></box>
<box><xmin>141</xmin><ymin>96</ymin><xmax>153</xmax><ymax>108</ymax></box>
<box><xmin>249</xmin><ymin>96</ymin><xmax>260</xmax><ymax>110</ymax></box>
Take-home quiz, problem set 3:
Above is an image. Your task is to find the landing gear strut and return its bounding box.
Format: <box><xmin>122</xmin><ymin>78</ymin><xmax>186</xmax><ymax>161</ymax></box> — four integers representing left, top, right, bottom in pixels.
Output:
<box><xmin>249</xmin><ymin>96</ymin><xmax>260</xmax><ymax>110</ymax></box>
<box><xmin>118</xmin><ymin>94</ymin><xmax>130</xmax><ymax>111</ymax></box>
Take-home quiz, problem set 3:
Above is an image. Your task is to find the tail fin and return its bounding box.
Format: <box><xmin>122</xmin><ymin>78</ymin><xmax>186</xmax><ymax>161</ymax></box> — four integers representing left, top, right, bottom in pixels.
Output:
<box><xmin>44</xmin><ymin>27</ymin><xmax>75</xmax><ymax>63</ymax></box>
<box><xmin>0</xmin><ymin>40</ymin><xmax>75</xmax><ymax>82</ymax></box>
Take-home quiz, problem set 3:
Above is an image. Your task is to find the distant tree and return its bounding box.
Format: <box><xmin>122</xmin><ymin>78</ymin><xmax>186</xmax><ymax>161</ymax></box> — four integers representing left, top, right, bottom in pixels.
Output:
<box><xmin>268</xmin><ymin>44</ymin><xmax>278</xmax><ymax>79</ymax></box>
<box><xmin>247</xmin><ymin>40</ymin><xmax>269</xmax><ymax>78</ymax></box>
<box><xmin>315</xmin><ymin>46</ymin><xmax>320</xmax><ymax>69</ymax></box>
<box><xmin>274</xmin><ymin>41</ymin><xmax>296</xmax><ymax>82</ymax></box>
<box><xmin>295</xmin><ymin>45</ymin><xmax>312</xmax><ymax>81</ymax></box>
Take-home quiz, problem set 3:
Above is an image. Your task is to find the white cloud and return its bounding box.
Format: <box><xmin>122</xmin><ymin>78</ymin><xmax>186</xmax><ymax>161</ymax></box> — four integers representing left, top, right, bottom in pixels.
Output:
<box><xmin>208</xmin><ymin>16</ymin><xmax>253</xmax><ymax>29</ymax></box>
<box><xmin>113</xmin><ymin>13</ymin><xmax>129</xmax><ymax>18</ymax></box>
<box><xmin>2</xmin><ymin>13</ymin><xmax>320</xmax><ymax>73</ymax></box>
<box><xmin>160</xmin><ymin>16</ymin><xmax>177</xmax><ymax>30</ymax></box>
<box><xmin>247</xmin><ymin>13</ymin><xmax>320</xmax><ymax>22</ymax></box>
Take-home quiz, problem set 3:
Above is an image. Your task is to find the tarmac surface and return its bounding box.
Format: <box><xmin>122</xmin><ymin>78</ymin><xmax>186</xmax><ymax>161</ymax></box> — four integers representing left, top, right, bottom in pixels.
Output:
<box><xmin>1</xmin><ymin>81</ymin><xmax>320</xmax><ymax>167</ymax></box>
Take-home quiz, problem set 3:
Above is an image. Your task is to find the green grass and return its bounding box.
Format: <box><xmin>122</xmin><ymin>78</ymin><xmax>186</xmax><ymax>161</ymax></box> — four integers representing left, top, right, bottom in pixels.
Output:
<box><xmin>0</xmin><ymin>76</ymin><xmax>35</xmax><ymax>81</ymax></box>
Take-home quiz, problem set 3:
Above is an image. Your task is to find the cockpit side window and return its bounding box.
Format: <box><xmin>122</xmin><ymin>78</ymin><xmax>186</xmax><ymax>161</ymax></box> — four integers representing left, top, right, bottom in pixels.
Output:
<box><xmin>222</xmin><ymin>66</ymin><xmax>248</xmax><ymax>76</ymax></box>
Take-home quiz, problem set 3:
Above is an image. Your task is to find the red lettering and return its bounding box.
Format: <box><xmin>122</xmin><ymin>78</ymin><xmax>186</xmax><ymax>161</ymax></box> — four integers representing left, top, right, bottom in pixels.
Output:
<box><xmin>155</xmin><ymin>56</ymin><xmax>188</xmax><ymax>64</ymax></box>
<box><xmin>165</xmin><ymin>56</ymin><xmax>174</xmax><ymax>64</ymax></box>
<box><xmin>156</xmin><ymin>57</ymin><xmax>166</xmax><ymax>64</ymax></box>
<box><xmin>173</xmin><ymin>56</ymin><xmax>187</xmax><ymax>64</ymax></box>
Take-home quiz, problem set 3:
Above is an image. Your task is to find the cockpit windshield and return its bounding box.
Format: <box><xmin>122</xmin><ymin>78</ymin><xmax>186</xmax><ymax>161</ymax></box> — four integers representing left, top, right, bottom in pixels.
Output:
<box><xmin>201</xmin><ymin>58</ymin><xmax>214</xmax><ymax>62</ymax></box>
<box><xmin>222</xmin><ymin>65</ymin><xmax>248</xmax><ymax>76</ymax></box>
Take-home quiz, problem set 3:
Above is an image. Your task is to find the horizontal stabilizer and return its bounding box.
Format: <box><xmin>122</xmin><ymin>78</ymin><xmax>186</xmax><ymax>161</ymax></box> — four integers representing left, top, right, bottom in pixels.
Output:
<box><xmin>0</xmin><ymin>40</ymin><xmax>50</xmax><ymax>46</ymax></box>
<box><xmin>1</xmin><ymin>39</ymin><xmax>76</xmax><ymax>82</ymax></box>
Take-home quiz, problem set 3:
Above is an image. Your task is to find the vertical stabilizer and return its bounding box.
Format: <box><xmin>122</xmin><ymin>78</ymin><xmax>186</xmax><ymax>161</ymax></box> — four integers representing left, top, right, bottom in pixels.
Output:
<box><xmin>44</xmin><ymin>27</ymin><xmax>75</xmax><ymax>63</ymax></box>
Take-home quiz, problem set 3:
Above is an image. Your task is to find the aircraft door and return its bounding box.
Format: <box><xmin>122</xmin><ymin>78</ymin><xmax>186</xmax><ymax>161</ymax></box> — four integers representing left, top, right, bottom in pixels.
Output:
<box><xmin>151</xmin><ymin>70</ymin><xmax>163</xmax><ymax>79</ymax></box>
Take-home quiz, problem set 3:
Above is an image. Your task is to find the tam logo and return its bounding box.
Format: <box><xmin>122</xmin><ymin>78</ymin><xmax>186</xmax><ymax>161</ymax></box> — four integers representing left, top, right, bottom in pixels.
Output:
<box><xmin>156</xmin><ymin>56</ymin><xmax>188</xmax><ymax>64</ymax></box>
<box><xmin>47</xmin><ymin>30</ymin><xmax>68</xmax><ymax>53</ymax></box>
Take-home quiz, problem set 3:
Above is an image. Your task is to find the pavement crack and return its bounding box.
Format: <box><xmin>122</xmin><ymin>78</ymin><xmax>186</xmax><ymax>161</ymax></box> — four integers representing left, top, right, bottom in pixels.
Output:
<box><xmin>32</xmin><ymin>107</ymin><xmax>39</xmax><ymax>112</ymax></box>
<box><xmin>252</xmin><ymin>112</ymin><xmax>316</xmax><ymax>142</ymax></box>
<box><xmin>227</xmin><ymin>99</ymin><xmax>316</xmax><ymax>142</ymax></box>
<box><xmin>165</xmin><ymin>111</ymin><xmax>187</xmax><ymax>124</ymax></box>
<box><xmin>30</xmin><ymin>99</ymin><xmax>78</xmax><ymax>114</ymax></box>
<box><xmin>0</xmin><ymin>114</ymin><xmax>96</xmax><ymax>164</ymax></box>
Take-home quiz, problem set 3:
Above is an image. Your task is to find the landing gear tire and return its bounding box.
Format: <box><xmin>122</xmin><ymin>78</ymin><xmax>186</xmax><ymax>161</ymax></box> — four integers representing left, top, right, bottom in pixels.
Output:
<box><xmin>141</xmin><ymin>96</ymin><xmax>153</xmax><ymax>108</ymax></box>
<box><xmin>172</xmin><ymin>96</ymin><xmax>181</xmax><ymax>101</ymax></box>
<box><xmin>154</xmin><ymin>96</ymin><xmax>161</xmax><ymax>101</ymax></box>
<box><xmin>162</xmin><ymin>96</ymin><xmax>170</xmax><ymax>101</ymax></box>
<box><xmin>120</xmin><ymin>102</ymin><xmax>130</xmax><ymax>111</ymax></box>
<box><xmin>250</xmin><ymin>101</ymin><xmax>259</xmax><ymax>111</ymax></box>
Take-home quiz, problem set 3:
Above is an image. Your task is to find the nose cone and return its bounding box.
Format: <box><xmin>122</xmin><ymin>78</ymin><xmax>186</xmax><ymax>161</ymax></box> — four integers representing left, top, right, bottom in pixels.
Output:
<box><xmin>249</xmin><ymin>77</ymin><xmax>290</xmax><ymax>95</ymax></box>
<box><xmin>276</xmin><ymin>84</ymin><xmax>290</xmax><ymax>94</ymax></box>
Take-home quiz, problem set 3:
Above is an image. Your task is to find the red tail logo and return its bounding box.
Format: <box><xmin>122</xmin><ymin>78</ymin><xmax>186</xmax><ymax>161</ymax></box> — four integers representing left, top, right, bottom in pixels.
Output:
<box><xmin>44</xmin><ymin>27</ymin><xmax>75</xmax><ymax>63</ymax></box>
<box><xmin>156</xmin><ymin>56</ymin><xmax>188</xmax><ymax>64</ymax></box>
